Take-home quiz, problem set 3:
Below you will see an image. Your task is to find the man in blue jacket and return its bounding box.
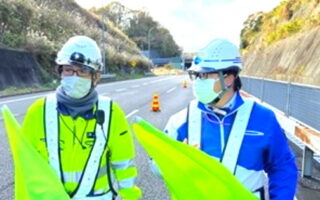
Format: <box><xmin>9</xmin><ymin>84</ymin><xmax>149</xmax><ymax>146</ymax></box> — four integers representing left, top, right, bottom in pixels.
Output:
<box><xmin>164</xmin><ymin>38</ymin><xmax>298</xmax><ymax>200</ymax></box>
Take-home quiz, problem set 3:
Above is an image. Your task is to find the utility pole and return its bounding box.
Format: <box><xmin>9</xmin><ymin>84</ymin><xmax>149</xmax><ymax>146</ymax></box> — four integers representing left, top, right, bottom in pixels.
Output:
<box><xmin>101</xmin><ymin>0</ymin><xmax>107</xmax><ymax>74</ymax></box>
<box><xmin>102</xmin><ymin>11</ymin><xmax>107</xmax><ymax>74</ymax></box>
<box><xmin>148</xmin><ymin>26</ymin><xmax>156</xmax><ymax>59</ymax></box>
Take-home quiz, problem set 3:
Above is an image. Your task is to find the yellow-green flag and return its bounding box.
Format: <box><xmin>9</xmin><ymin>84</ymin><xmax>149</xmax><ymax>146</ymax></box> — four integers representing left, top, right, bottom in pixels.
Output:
<box><xmin>1</xmin><ymin>105</ymin><xmax>70</xmax><ymax>200</ymax></box>
<box><xmin>132</xmin><ymin>117</ymin><xmax>258</xmax><ymax>200</ymax></box>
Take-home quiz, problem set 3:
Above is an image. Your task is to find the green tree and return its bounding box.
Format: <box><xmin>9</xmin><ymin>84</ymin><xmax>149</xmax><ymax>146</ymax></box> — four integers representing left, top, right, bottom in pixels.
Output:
<box><xmin>91</xmin><ymin>1</ymin><xmax>131</xmax><ymax>30</ymax></box>
<box><xmin>126</xmin><ymin>10</ymin><xmax>156</xmax><ymax>49</ymax></box>
<box><xmin>126</xmin><ymin>10</ymin><xmax>181</xmax><ymax>57</ymax></box>
<box><xmin>92</xmin><ymin>2</ymin><xmax>182</xmax><ymax>57</ymax></box>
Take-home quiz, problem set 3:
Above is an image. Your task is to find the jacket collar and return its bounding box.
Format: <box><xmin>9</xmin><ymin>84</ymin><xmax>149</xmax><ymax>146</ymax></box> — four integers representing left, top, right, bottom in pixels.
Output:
<box><xmin>58</xmin><ymin>102</ymin><xmax>96</xmax><ymax>120</ymax></box>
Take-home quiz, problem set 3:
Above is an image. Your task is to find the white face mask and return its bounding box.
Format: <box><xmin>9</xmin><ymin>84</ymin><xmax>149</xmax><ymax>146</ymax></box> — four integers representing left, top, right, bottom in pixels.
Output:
<box><xmin>192</xmin><ymin>78</ymin><xmax>222</xmax><ymax>104</ymax></box>
<box><xmin>61</xmin><ymin>76</ymin><xmax>92</xmax><ymax>99</ymax></box>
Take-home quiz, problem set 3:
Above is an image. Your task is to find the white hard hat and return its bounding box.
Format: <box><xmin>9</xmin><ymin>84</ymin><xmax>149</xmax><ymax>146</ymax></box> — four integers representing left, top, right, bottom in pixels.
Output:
<box><xmin>189</xmin><ymin>38</ymin><xmax>242</xmax><ymax>73</ymax></box>
<box><xmin>56</xmin><ymin>36</ymin><xmax>103</xmax><ymax>72</ymax></box>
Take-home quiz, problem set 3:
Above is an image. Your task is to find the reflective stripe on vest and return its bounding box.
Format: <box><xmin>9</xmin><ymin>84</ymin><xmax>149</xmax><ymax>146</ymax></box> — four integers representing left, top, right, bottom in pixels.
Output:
<box><xmin>188</xmin><ymin>100</ymin><xmax>253</xmax><ymax>172</ymax></box>
<box><xmin>188</xmin><ymin>100</ymin><xmax>202</xmax><ymax>148</ymax></box>
<box><xmin>221</xmin><ymin>100</ymin><xmax>254</xmax><ymax>173</ymax></box>
<box><xmin>45</xmin><ymin>94</ymin><xmax>112</xmax><ymax>199</ymax></box>
<box><xmin>45</xmin><ymin>94</ymin><xmax>61</xmax><ymax>178</ymax></box>
<box><xmin>187</xmin><ymin>100</ymin><xmax>267</xmax><ymax>197</ymax></box>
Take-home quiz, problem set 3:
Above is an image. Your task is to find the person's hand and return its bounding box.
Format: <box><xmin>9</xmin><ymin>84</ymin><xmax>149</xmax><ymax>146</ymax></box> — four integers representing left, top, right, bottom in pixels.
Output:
<box><xmin>183</xmin><ymin>138</ymin><xmax>200</xmax><ymax>149</ymax></box>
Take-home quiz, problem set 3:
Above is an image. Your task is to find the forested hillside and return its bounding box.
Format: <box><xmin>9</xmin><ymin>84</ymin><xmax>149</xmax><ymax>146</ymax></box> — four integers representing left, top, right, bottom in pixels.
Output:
<box><xmin>0</xmin><ymin>0</ymin><xmax>150</xmax><ymax>83</ymax></box>
<box><xmin>91</xmin><ymin>2</ymin><xmax>182</xmax><ymax>58</ymax></box>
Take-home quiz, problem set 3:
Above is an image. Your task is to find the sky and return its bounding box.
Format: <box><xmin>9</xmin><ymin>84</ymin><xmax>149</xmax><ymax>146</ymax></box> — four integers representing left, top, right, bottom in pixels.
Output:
<box><xmin>75</xmin><ymin>0</ymin><xmax>283</xmax><ymax>52</ymax></box>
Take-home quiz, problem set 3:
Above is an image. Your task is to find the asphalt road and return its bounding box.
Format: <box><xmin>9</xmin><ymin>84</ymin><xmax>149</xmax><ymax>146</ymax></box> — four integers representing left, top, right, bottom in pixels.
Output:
<box><xmin>0</xmin><ymin>75</ymin><xmax>193</xmax><ymax>200</ymax></box>
<box><xmin>0</xmin><ymin>74</ymin><xmax>319</xmax><ymax>200</ymax></box>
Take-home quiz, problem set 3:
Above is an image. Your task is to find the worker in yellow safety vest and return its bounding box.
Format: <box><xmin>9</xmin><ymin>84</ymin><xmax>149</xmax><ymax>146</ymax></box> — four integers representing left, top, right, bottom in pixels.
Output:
<box><xmin>22</xmin><ymin>36</ymin><xmax>142</xmax><ymax>200</ymax></box>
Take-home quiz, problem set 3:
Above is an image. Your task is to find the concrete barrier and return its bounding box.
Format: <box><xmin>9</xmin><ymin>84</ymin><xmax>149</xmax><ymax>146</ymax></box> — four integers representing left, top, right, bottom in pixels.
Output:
<box><xmin>0</xmin><ymin>48</ymin><xmax>43</xmax><ymax>90</ymax></box>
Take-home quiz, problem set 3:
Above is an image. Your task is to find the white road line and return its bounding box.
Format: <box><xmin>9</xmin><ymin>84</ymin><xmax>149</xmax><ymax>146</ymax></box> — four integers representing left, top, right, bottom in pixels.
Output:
<box><xmin>149</xmin><ymin>77</ymin><xmax>174</xmax><ymax>84</ymax></box>
<box><xmin>130</xmin><ymin>85</ymin><xmax>140</xmax><ymax>88</ymax></box>
<box><xmin>101</xmin><ymin>92</ymin><xmax>110</xmax><ymax>96</ymax></box>
<box><xmin>115</xmin><ymin>88</ymin><xmax>127</xmax><ymax>92</ymax></box>
<box><xmin>0</xmin><ymin>77</ymin><xmax>176</xmax><ymax>104</ymax></box>
<box><xmin>126</xmin><ymin>109</ymin><xmax>139</xmax><ymax>118</ymax></box>
<box><xmin>0</xmin><ymin>93</ymin><xmax>49</xmax><ymax>104</ymax></box>
<box><xmin>166</xmin><ymin>87</ymin><xmax>177</xmax><ymax>94</ymax></box>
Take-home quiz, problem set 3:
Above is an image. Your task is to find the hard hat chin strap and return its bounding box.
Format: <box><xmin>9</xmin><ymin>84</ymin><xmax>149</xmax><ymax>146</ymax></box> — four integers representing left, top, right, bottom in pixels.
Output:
<box><xmin>210</xmin><ymin>71</ymin><xmax>230</xmax><ymax>104</ymax></box>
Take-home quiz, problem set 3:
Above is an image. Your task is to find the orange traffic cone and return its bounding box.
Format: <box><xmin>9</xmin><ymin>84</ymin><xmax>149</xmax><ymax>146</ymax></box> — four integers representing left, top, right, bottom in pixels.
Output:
<box><xmin>182</xmin><ymin>80</ymin><xmax>188</xmax><ymax>88</ymax></box>
<box><xmin>151</xmin><ymin>93</ymin><xmax>161</xmax><ymax>112</ymax></box>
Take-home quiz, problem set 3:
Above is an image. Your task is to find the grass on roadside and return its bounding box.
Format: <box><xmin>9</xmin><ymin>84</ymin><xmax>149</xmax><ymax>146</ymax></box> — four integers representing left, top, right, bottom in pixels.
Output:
<box><xmin>0</xmin><ymin>81</ymin><xmax>59</xmax><ymax>97</ymax></box>
<box><xmin>114</xmin><ymin>72</ymin><xmax>148</xmax><ymax>81</ymax></box>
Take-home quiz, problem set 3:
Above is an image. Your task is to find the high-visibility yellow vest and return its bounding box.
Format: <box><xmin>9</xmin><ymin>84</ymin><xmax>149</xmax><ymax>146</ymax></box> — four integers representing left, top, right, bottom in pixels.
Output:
<box><xmin>22</xmin><ymin>93</ymin><xmax>141</xmax><ymax>199</ymax></box>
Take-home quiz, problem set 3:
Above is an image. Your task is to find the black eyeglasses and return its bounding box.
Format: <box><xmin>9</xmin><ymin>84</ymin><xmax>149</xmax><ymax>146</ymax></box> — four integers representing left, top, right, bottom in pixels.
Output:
<box><xmin>62</xmin><ymin>66</ymin><xmax>93</xmax><ymax>77</ymax></box>
<box><xmin>188</xmin><ymin>71</ymin><xmax>212</xmax><ymax>80</ymax></box>
<box><xmin>188</xmin><ymin>71</ymin><xmax>227</xmax><ymax>80</ymax></box>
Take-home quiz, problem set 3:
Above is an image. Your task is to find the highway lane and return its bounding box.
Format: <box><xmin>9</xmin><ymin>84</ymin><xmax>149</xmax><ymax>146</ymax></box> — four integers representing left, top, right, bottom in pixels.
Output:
<box><xmin>1</xmin><ymin>74</ymin><xmax>319</xmax><ymax>200</ymax></box>
<box><xmin>0</xmin><ymin>74</ymin><xmax>193</xmax><ymax>200</ymax></box>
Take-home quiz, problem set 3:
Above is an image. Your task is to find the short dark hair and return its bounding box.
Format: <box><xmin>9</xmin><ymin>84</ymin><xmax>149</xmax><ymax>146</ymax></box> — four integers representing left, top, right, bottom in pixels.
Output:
<box><xmin>222</xmin><ymin>69</ymin><xmax>242</xmax><ymax>91</ymax></box>
<box><xmin>57</xmin><ymin>65</ymin><xmax>63</xmax><ymax>74</ymax></box>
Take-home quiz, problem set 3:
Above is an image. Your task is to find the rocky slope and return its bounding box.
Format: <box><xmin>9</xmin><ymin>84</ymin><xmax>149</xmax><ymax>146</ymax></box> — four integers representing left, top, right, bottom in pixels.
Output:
<box><xmin>241</xmin><ymin>0</ymin><xmax>320</xmax><ymax>86</ymax></box>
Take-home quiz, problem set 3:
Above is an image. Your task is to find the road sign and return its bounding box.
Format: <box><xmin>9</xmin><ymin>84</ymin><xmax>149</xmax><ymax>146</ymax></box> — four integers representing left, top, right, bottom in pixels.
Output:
<box><xmin>131</xmin><ymin>60</ymin><xmax>137</xmax><ymax>67</ymax></box>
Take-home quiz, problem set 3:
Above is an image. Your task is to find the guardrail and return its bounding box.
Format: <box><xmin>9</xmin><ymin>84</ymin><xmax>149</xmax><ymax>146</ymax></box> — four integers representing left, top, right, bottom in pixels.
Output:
<box><xmin>241</xmin><ymin>76</ymin><xmax>320</xmax><ymax>132</ymax></box>
<box><xmin>241</xmin><ymin>76</ymin><xmax>320</xmax><ymax>178</ymax></box>
<box><xmin>99</xmin><ymin>73</ymin><xmax>116</xmax><ymax>83</ymax></box>
<box><xmin>144</xmin><ymin>72</ymin><xmax>154</xmax><ymax>76</ymax></box>
<box><xmin>101</xmin><ymin>73</ymin><xmax>116</xmax><ymax>79</ymax></box>
<box><xmin>273</xmin><ymin>108</ymin><xmax>320</xmax><ymax>178</ymax></box>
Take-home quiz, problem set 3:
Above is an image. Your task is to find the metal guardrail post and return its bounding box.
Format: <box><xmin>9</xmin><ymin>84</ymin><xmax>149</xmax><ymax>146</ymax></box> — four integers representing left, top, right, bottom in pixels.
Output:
<box><xmin>302</xmin><ymin>146</ymin><xmax>314</xmax><ymax>177</ymax></box>
<box><xmin>285</xmin><ymin>82</ymin><xmax>291</xmax><ymax>117</ymax></box>
<box><xmin>261</xmin><ymin>78</ymin><xmax>265</xmax><ymax>102</ymax></box>
<box><xmin>148</xmin><ymin>27</ymin><xmax>156</xmax><ymax>59</ymax></box>
<box><xmin>247</xmin><ymin>78</ymin><xmax>250</xmax><ymax>93</ymax></box>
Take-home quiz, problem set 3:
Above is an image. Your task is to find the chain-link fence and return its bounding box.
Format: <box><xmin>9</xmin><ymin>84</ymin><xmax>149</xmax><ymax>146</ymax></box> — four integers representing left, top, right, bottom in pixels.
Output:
<box><xmin>241</xmin><ymin>76</ymin><xmax>320</xmax><ymax>132</ymax></box>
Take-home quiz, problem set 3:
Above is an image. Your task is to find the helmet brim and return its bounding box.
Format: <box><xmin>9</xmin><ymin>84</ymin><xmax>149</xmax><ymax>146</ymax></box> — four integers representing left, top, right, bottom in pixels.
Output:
<box><xmin>188</xmin><ymin>64</ymin><xmax>241</xmax><ymax>73</ymax></box>
<box><xmin>188</xmin><ymin>65</ymin><xmax>218</xmax><ymax>73</ymax></box>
